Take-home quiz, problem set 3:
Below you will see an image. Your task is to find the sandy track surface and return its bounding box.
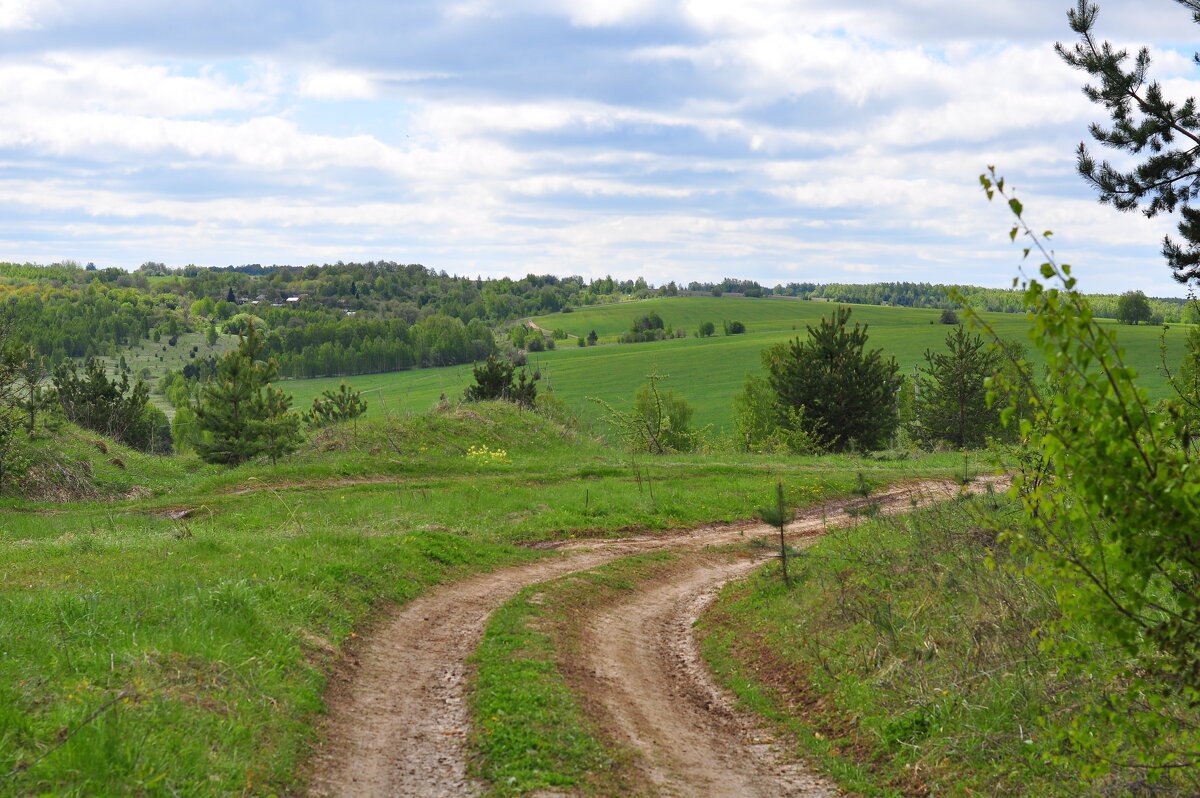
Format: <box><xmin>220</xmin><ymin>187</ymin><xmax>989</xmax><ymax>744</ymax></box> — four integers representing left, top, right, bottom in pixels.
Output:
<box><xmin>304</xmin><ymin>550</ymin><xmax>622</xmax><ymax>798</ymax></box>
<box><xmin>304</xmin><ymin>476</ymin><xmax>1004</xmax><ymax>797</ymax></box>
<box><xmin>577</xmin><ymin>552</ymin><xmax>840</xmax><ymax>797</ymax></box>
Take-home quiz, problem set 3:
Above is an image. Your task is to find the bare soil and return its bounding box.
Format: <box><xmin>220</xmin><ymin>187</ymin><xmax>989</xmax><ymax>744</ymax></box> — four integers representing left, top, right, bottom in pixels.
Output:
<box><xmin>304</xmin><ymin>550</ymin><xmax>622</xmax><ymax>798</ymax></box>
<box><xmin>575</xmin><ymin>551</ymin><xmax>841</xmax><ymax>797</ymax></box>
<box><xmin>303</xmin><ymin>476</ymin><xmax>1004</xmax><ymax>797</ymax></box>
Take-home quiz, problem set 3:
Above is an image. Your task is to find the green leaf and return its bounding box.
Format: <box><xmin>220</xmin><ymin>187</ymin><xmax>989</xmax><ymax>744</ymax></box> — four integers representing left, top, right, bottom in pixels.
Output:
<box><xmin>1008</xmin><ymin>197</ymin><xmax>1023</xmax><ymax>216</ymax></box>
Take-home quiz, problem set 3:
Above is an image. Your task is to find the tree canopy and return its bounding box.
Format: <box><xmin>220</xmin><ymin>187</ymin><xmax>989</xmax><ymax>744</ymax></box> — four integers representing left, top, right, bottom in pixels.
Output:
<box><xmin>765</xmin><ymin>306</ymin><xmax>900</xmax><ymax>452</ymax></box>
<box><xmin>1116</xmin><ymin>289</ymin><xmax>1152</xmax><ymax>325</ymax></box>
<box><xmin>915</xmin><ymin>326</ymin><xmax>1002</xmax><ymax>447</ymax></box>
<box><xmin>191</xmin><ymin>323</ymin><xmax>301</xmax><ymax>465</ymax></box>
<box><xmin>1057</xmin><ymin>0</ymin><xmax>1200</xmax><ymax>286</ymax></box>
<box><xmin>463</xmin><ymin>354</ymin><xmax>538</xmax><ymax>408</ymax></box>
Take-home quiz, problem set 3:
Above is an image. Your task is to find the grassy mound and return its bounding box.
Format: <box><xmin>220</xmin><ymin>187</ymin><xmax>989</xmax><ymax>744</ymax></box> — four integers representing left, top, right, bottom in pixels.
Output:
<box><xmin>5</xmin><ymin>423</ymin><xmax>216</xmax><ymax>503</ymax></box>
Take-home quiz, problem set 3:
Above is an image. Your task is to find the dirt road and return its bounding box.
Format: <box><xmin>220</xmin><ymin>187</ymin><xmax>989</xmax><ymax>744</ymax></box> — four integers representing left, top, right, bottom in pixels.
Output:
<box><xmin>305</xmin><ymin>476</ymin><xmax>1002</xmax><ymax>797</ymax></box>
<box><xmin>577</xmin><ymin>552</ymin><xmax>841</xmax><ymax>797</ymax></box>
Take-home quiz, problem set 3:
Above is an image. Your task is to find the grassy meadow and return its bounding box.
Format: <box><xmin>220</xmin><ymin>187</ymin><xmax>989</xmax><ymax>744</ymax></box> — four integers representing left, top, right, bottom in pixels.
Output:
<box><xmin>281</xmin><ymin>296</ymin><xmax>1194</xmax><ymax>432</ymax></box>
<box><xmin>0</xmin><ymin>402</ymin><xmax>968</xmax><ymax>795</ymax></box>
<box><xmin>11</xmin><ymin>294</ymin><xmax>1196</xmax><ymax>795</ymax></box>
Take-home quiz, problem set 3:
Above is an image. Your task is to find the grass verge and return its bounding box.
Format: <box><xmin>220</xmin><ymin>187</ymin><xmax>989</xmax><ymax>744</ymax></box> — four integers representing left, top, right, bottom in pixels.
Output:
<box><xmin>698</xmin><ymin>491</ymin><xmax>1200</xmax><ymax>796</ymax></box>
<box><xmin>0</xmin><ymin>523</ymin><xmax>541</xmax><ymax>796</ymax></box>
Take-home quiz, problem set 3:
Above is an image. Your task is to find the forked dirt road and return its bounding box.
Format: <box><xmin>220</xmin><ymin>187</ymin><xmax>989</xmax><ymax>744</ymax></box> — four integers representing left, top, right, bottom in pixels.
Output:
<box><xmin>578</xmin><ymin>553</ymin><xmax>840</xmax><ymax>797</ymax></box>
<box><xmin>305</xmin><ymin>477</ymin><xmax>1004</xmax><ymax>797</ymax></box>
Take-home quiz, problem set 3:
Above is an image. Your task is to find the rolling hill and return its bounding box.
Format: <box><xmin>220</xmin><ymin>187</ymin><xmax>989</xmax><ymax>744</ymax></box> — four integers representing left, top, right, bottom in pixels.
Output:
<box><xmin>282</xmin><ymin>296</ymin><xmax>1193</xmax><ymax>433</ymax></box>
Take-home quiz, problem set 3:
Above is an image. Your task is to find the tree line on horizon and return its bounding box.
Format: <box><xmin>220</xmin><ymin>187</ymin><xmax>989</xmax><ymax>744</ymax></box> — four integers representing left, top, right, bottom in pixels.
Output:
<box><xmin>0</xmin><ymin>260</ymin><xmax>1195</xmax><ymax>396</ymax></box>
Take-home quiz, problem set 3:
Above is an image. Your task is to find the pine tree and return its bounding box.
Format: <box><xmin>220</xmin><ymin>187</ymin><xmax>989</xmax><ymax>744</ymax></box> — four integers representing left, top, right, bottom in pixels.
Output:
<box><xmin>1057</xmin><ymin>0</ymin><xmax>1200</xmax><ymax>285</ymax></box>
<box><xmin>257</xmin><ymin>383</ymin><xmax>302</xmax><ymax>465</ymax></box>
<box><xmin>463</xmin><ymin>354</ymin><xmax>538</xmax><ymax>407</ymax></box>
<box><xmin>765</xmin><ymin>306</ymin><xmax>900</xmax><ymax>451</ymax></box>
<box><xmin>914</xmin><ymin>326</ymin><xmax>1002</xmax><ymax>448</ymax></box>
<box><xmin>192</xmin><ymin>322</ymin><xmax>301</xmax><ymax>465</ymax></box>
<box><xmin>53</xmin><ymin>357</ymin><xmax>156</xmax><ymax>451</ymax></box>
<box><xmin>18</xmin><ymin>349</ymin><xmax>48</xmax><ymax>436</ymax></box>
<box><xmin>306</xmin><ymin>381</ymin><xmax>368</xmax><ymax>427</ymax></box>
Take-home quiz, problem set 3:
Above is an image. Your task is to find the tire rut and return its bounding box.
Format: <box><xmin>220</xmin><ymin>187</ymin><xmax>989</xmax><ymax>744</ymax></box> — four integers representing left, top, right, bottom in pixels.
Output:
<box><xmin>303</xmin><ymin>476</ymin><xmax>1004</xmax><ymax>797</ymax></box>
<box><xmin>305</xmin><ymin>550</ymin><xmax>622</xmax><ymax>798</ymax></box>
<box><xmin>577</xmin><ymin>552</ymin><xmax>840</xmax><ymax>797</ymax></box>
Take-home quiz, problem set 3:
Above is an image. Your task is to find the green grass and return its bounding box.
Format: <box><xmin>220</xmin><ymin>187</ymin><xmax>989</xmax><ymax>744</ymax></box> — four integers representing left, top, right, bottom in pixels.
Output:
<box><xmin>0</xmin><ymin>402</ymin><xmax>968</xmax><ymax>795</ymax></box>
<box><xmin>279</xmin><ymin>296</ymin><xmax>1194</xmax><ymax>432</ymax></box>
<box><xmin>696</xmin><ymin>492</ymin><xmax>1200</xmax><ymax>796</ymax></box>
<box><xmin>0</xmin><ymin>508</ymin><xmax>541</xmax><ymax>796</ymax></box>
<box><xmin>553</xmin><ymin>296</ymin><xmax>828</xmax><ymax>341</ymax></box>
<box><xmin>468</xmin><ymin>553</ymin><xmax>683</xmax><ymax>796</ymax></box>
<box><xmin>11</xmin><ymin>422</ymin><xmax>219</xmax><ymax>503</ymax></box>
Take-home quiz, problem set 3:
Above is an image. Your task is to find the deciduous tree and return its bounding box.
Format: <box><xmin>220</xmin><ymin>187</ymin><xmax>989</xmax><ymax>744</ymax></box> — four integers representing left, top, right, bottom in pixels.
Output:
<box><xmin>0</xmin><ymin>334</ymin><xmax>25</xmax><ymax>489</ymax></box>
<box><xmin>980</xmin><ymin>169</ymin><xmax>1200</xmax><ymax>775</ymax></box>
<box><xmin>592</xmin><ymin>371</ymin><xmax>700</xmax><ymax>453</ymax></box>
<box><xmin>1116</xmin><ymin>289</ymin><xmax>1152</xmax><ymax>325</ymax></box>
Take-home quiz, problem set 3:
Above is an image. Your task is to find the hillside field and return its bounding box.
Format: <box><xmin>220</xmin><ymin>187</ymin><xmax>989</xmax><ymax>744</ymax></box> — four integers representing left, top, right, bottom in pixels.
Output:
<box><xmin>282</xmin><ymin>296</ymin><xmax>1194</xmax><ymax>432</ymax></box>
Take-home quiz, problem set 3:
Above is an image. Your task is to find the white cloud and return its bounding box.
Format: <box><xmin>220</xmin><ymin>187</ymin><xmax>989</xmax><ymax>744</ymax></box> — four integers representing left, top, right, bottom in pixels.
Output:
<box><xmin>558</xmin><ymin>0</ymin><xmax>669</xmax><ymax>28</ymax></box>
<box><xmin>0</xmin><ymin>54</ymin><xmax>268</xmax><ymax>116</ymax></box>
<box><xmin>297</xmin><ymin>69</ymin><xmax>379</xmax><ymax>100</ymax></box>
<box><xmin>0</xmin><ymin>0</ymin><xmax>56</xmax><ymax>30</ymax></box>
<box><xmin>0</xmin><ymin>0</ymin><xmax>1196</xmax><ymax>297</ymax></box>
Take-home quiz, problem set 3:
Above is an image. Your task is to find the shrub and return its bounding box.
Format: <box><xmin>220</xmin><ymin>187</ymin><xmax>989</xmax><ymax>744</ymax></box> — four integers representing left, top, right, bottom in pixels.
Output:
<box><xmin>463</xmin><ymin>354</ymin><xmax>538</xmax><ymax>408</ymax></box>
<box><xmin>591</xmin><ymin>371</ymin><xmax>701</xmax><ymax>453</ymax></box>
<box><xmin>306</xmin><ymin>381</ymin><xmax>368</xmax><ymax>428</ymax></box>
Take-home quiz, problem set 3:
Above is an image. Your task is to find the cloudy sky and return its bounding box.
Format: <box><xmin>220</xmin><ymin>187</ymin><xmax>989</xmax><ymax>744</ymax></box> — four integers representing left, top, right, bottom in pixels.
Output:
<box><xmin>2</xmin><ymin>0</ymin><xmax>1199</xmax><ymax>296</ymax></box>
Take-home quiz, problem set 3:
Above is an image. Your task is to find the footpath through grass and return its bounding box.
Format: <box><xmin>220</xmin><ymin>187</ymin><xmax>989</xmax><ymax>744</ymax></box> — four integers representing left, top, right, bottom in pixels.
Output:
<box><xmin>0</xmin><ymin>402</ymin><xmax>965</xmax><ymax>795</ymax></box>
<box><xmin>698</xmin><ymin>491</ymin><xmax>1200</xmax><ymax>796</ymax></box>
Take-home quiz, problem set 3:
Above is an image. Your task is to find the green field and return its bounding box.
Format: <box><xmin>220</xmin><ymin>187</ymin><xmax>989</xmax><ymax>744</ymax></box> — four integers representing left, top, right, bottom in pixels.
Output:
<box><xmin>282</xmin><ymin>296</ymin><xmax>1194</xmax><ymax>433</ymax></box>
